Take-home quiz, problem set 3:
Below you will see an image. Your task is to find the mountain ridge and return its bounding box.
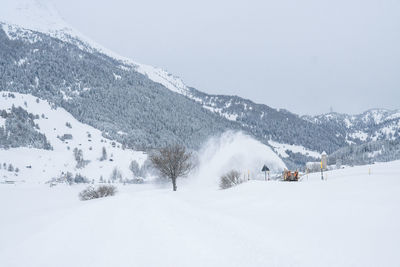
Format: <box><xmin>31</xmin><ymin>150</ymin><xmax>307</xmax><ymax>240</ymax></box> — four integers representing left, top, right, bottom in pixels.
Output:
<box><xmin>1</xmin><ymin>0</ymin><xmax>399</xmax><ymax>168</ymax></box>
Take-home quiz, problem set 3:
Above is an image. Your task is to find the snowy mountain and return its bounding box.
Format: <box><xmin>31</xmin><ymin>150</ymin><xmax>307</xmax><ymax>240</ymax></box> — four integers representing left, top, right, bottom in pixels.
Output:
<box><xmin>303</xmin><ymin>109</ymin><xmax>400</xmax><ymax>144</ymax></box>
<box><xmin>0</xmin><ymin>0</ymin><xmax>399</xmax><ymax>170</ymax></box>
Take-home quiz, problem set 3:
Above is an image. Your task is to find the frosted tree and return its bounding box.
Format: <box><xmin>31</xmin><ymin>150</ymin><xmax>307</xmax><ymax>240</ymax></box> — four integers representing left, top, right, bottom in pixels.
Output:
<box><xmin>129</xmin><ymin>160</ymin><xmax>140</xmax><ymax>177</ymax></box>
<box><xmin>73</xmin><ymin>148</ymin><xmax>89</xmax><ymax>168</ymax></box>
<box><xmin>100</xmin><ymin>147</ymin><xmax>107</xmax><ymax>161</ymax></box>
<box><xmin>8</xmin><ymin>164</ymin><xmax>14</xmax><ymax>172</ymax></box>
<box><xmin>110</xmin><ymin>167</ymin><xmax>122</xmax><ymax>183</ymax></box>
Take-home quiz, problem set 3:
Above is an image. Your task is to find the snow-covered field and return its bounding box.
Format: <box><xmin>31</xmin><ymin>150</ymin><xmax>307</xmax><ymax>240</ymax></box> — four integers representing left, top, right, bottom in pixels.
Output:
<box><xmin>1</xmin><ymin>160</ymin><xmax>399</xmax><ymax>267</ymax></box>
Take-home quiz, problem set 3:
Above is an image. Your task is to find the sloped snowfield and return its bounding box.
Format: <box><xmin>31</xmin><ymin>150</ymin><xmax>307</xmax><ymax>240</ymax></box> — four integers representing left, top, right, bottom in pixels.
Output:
<box><xmin>0</xmin><ymin>92</ymin><xmax>146</xmax><ymax>183</ymax></box>
<box><xmin>0</xmin><ymin>161</ymin><xmax>399</xmax><ymax>267</ymax></box>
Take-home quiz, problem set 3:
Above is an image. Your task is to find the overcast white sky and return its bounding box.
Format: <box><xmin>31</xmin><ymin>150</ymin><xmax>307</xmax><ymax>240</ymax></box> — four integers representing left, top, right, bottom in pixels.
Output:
<box><xmin>52</xmin><ymin>0</ymin><xmax>400</xmax><ymax>115</ymax></box>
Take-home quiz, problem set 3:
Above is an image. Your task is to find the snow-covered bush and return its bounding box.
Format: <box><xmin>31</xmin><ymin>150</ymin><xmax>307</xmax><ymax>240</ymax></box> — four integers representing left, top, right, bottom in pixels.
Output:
<box><xmin>74</xmin><ymin>174</ymin><xmax>89</xmax><ymax>184</ymax></box>
<box><xmin>59</xmin><ymin>134</ymin><xmax>73</xmax><ymax>141</ymax></box>
<box><xmin>79</xmin><ymin>185</ymin><xmax>117</xmax><ymax>201</ymax></box>
<box><xmin>125</xmin><ymin>177</ymin><xmax>144</xmax><ymax>184</ymax></box>
<box><xmin>219</xmin><ymin>170</ymin><xmax>243</xmax><ymax>190</ymax></box>
<box><xmin>8</xmin><ymin>164</ymin><xmax>14</xmax><ymax>172</ymax></box>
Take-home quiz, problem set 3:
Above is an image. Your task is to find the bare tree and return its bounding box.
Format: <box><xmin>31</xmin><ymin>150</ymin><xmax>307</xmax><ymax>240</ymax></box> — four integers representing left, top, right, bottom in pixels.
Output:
<box><xmin>150</xmin><ymin>145</ymin><xmax>193</xmax><ymax>191</ymax></box>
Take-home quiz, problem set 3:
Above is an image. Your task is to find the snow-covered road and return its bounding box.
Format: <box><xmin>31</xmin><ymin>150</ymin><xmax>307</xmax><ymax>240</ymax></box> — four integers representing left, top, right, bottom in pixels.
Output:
<box><xmin>1</xmin><ymin>161</ymin><xmax>399</xmax><ymax>267</ymax></box>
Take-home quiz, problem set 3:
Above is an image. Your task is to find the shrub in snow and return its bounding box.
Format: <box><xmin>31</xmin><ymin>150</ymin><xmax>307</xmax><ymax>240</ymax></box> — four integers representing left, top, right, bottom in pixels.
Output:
<box><xmin>60</xmin><ymin>134</ymin><xmax>73</xmax><ymax>141</ymax></box>
<box><xmin>125</xmin><ymin>177</ymin><xmax>144</xmax><ymax>184</ymax></box>
<box><xmin>74</xmin><ymin>174</ymin><xmax>89</xmax><ymax>184</ymax></box>
<box><xmin>79</xmin><ymin>185</ymin><xmax>117</xmax><ymax>201</ymax></box>
<box><xmin>219</xmin><ymin>170</ymin><xmax>243</xmax><ymax>190</ymax></box>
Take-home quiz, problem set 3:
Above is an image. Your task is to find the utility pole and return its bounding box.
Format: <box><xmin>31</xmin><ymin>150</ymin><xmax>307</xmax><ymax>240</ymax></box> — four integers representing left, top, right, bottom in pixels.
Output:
<box><xmin>321</xmin><ymin>160</ymin><xmax>324</xmax><ymax>180</ymax></box>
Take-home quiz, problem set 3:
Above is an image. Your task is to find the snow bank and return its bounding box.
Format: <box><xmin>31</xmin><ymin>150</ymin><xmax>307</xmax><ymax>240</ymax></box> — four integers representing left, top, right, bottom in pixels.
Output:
<box><xmin>1</xmin><ymin>161</ymin><xmax>400</xmax><ymax>267</ymax></box>
<box><xmin>190</xmin><ymin>131</ymin><xmax>286</xmax><ymax>189</ymax></box>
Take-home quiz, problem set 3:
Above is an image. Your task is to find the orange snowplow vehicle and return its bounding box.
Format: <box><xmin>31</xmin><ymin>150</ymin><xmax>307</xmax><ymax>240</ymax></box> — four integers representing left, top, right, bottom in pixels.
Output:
<box><xmin>283</xmin><ymin>170</ymin><xmax>299</xmax><ymax>181</ymax></box>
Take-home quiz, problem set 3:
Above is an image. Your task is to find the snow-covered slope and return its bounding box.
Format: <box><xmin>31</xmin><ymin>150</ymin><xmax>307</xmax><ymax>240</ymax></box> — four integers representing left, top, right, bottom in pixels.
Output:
<box><xmin>1</xmin><ymin>160</ymin><xmax>399</xmax><ymax>267</ymax></box>
<box><xmin>0</xmin><ymin>0</ymin><xmax>71</xmax><ymax>36</ymax></box>
<box><xmin>268</xmin><ymin>140</ymin><xmax>321</xmax><ymax>159</ymax></box>
<box><xmin>1</xmin><ymin>0</ymin><xmax>192</xmax><ymax>97</ymax></box>
<box><xmin>303</xmin><ymin>109</ymin><xmax>400</xmax><ymax>144</ymax></box>
<box><xmin>0</xmin><ymin>92</ymin><xmax>146</xmax><ymax>183</ymax></box>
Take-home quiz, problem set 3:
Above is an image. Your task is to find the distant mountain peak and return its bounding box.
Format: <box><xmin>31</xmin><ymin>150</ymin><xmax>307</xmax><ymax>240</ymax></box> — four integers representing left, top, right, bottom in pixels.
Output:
<box><xmin>0</xmin><ymin>0</ymin><xmax>72</xmax><ymax>35</ymax></box>
<box><xmin>0</xmin><ymin>0</ymin><xmax>191</xmax><ymax>98</ymax></box>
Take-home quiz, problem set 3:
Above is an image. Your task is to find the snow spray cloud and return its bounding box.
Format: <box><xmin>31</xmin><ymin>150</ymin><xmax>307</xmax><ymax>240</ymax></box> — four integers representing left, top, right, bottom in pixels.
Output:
<box><xmin>190</xmin><ymin>131</ymin><xmax>286</xmax><ymax>189</ymax></box>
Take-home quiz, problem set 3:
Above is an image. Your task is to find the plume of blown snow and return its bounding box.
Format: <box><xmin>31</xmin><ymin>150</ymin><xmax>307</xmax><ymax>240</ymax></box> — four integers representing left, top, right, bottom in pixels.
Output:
<box><xmin>190</xmin><ymin>131</ymin><xmax>286</xmax><ymax>189</ymax></box>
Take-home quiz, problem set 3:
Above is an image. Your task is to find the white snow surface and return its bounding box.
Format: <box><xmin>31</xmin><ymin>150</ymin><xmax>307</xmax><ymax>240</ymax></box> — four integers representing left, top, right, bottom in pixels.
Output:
<box><xmin>0</xmin><ymin>92</ymin><xmax>146</xmax><ymax>183</ymax></box>
<box><xmin>268</xmin><ymin>140</ymin><xmax>321</xmax><ymax>159</ymax></box>
<box><xmin>1</xmin><ymin>161</ymin><xmax>399</xmax><ymax>267</ymax></box>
